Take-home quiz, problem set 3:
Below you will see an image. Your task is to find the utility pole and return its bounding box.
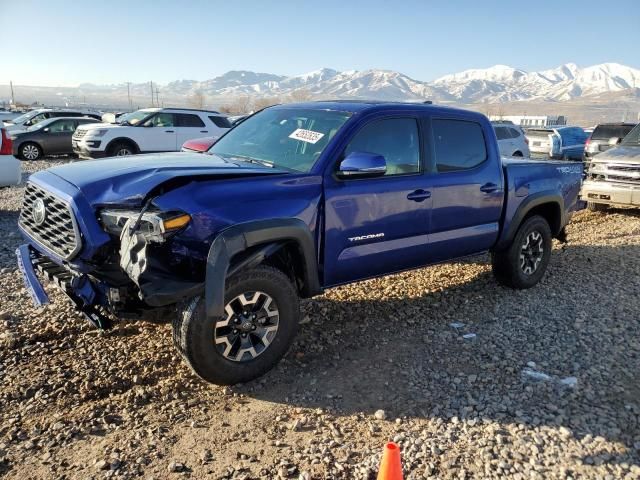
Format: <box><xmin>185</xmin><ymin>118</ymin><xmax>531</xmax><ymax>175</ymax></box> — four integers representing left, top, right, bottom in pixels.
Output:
<box><xmin>126</xmin><ymin>82</ymin><xmax>132</xmax><ymax>110</ymax></box>
<box><xmin>150</xmin><ymin>81</ymin><xmax>154</xmax><ymax>107</ymax></box>
<box><xmin>10</xmin><ymin>80</ymin><xmax>15</xmax><ymax>105</ymax></box>
<box><xmin>155</xmin><ymin>86</ymin><xmax>160</xmax><ymax>108</ymax></box>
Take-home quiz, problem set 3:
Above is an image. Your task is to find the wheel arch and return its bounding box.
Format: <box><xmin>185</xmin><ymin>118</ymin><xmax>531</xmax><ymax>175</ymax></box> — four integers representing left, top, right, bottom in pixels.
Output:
<box><xmin>205</xmin><ymin>218</ymin><xmax>322</xmax><ymax>320</ymax></box>
<box><xmin>105</xmin><ymin>137</ymin><xmax>140</xmax><ymax>155</ymax></box>
<box><xmin>496</xmin><ymin>192</ymin><xmax>564</xmax><ymax>251</ymax></box>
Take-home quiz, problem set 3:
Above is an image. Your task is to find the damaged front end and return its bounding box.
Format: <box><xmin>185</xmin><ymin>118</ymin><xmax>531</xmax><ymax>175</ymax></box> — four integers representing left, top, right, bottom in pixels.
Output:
<box><xmin>100</xmin><ymin>206</ymin><xmax>205</xmax><ymax>309</ymax></box>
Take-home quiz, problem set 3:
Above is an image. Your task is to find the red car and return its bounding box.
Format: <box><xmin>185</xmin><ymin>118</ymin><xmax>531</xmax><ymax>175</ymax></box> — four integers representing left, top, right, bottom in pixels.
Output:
<box><xmin>181</xmin><ymin>136</ymin><xmax>218</xmax><ymax>153</ymax></box>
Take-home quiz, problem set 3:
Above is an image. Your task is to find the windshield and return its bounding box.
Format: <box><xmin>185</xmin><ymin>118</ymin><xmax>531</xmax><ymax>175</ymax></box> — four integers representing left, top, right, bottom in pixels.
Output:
<box><xmin>11</xmin><ymin>111</ymin><xmax>38</xmax><ymax>124</ymax></box>
<box><xmin>209</xmin><ymin>108</ymin><xmax>352</xmax><ymax>172</ymax></box>
<box><xmin>621</xmin><ymin>124</ymin><xmax>640</xmax><ymax>146</ymax></box>
<box><xmin>119</xmin><ymin>110</ymin><xmax>154</xmax><ymax>126</ymax></box>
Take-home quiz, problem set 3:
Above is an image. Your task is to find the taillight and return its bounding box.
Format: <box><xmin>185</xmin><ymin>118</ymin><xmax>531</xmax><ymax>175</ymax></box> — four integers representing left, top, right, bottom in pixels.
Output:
<box><xmin>524</xmin><ymin>136</ymin><xmax>529</xmax><ymax>145</ymax></box>
<box><xmin>0</xmin><ymin>128</ymin><xmax>12</xmax><ymax>155</ymax></box>
<box><xmin>585</xmin><ymin>136</ymin><xmax>591</xmax><ymax>147</ymax></box>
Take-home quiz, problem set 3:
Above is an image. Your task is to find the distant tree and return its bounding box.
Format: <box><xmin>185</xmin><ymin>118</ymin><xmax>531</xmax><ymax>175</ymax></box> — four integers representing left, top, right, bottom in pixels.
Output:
<box><xmin>228</xmin><ymin>96</ymin><xmax>253</xmax><ymax>114</ymax></box>
<box><xmin>188</xmin><ymin>90</ymin><xmax>206</xmax><ymax>109</ymax></box>
<box><xmin>253</xmin><ymin>96</ymin><xmax>280</xmax><ymax>111</ymax></box>
<box><xmin>219</xmin><ymin>104</ymin><xmax>234</xmax><ymax>114</ymax></box>
<box><xmin>288</xmin><ymin>89</ymin><xmax>313</xmax><ymax>103</ymax></box>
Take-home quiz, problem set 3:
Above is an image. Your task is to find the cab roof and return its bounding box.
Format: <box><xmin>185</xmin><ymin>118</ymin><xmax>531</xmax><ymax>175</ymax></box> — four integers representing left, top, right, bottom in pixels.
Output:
<box><xmin>273</xmin><ymin>100</ymin><xmax>484</xmax><ymax>119</ymax></box>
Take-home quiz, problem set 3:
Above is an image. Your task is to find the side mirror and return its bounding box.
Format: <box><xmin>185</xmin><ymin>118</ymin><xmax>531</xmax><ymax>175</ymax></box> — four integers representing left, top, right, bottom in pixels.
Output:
<box><xmin>608</xmin><ymin>137</ymin><xmax>621</xmax><ymax>146</ymax></box>
<box><xmin>337</xmin><ymin>151</ymin><xmax>386</xmax><ymax>179</ymax></box>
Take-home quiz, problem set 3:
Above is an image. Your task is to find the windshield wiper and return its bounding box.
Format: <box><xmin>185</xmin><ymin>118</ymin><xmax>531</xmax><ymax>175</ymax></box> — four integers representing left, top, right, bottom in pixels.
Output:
<box><xmin>221</xmin><ymin>154</ymin><xmax>275</xmax><ymax>168</ymax></box>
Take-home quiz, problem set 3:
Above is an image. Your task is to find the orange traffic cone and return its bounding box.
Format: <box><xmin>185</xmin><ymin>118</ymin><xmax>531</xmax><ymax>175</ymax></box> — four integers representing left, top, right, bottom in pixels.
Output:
<box><xmin>377</xmin><ymin>442</ymin><xmax>403</xmax><ymax>480</ymax></box>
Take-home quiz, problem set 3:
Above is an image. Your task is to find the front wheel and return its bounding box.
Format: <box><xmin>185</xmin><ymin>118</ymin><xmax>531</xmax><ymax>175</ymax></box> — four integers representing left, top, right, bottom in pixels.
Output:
<box><xmin>491</xmin><ymin>215</ymin><xmax>552</xmax><ymax>289</ymax></box>
<box><xmin>109</xmin><ymin>142</ymin><xmax>135</xmax><ymax>157</ymax></box>
<box><xmin>173</xmin><ymin>265</ymin><xmax>300</xmax><ymax>385</ymax></box>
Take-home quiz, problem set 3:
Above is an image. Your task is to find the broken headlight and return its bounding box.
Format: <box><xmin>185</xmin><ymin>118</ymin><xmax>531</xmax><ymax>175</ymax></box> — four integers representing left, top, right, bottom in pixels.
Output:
<box><xmin>100</xmin><ymin>209</ymin><xmax>191</xmax><ymax>242</ymax></box>
<box><xmin>589</xmin><ymin>163</ymin><xmax>607</xmax><ymax>174</ymax></box>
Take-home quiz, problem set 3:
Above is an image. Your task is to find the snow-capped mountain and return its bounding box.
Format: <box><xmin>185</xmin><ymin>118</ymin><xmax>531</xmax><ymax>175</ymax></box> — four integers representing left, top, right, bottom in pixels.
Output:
<box><xmin>63</xmin><ymin>62</ymin><xmax>640</xmax><ymax>105</ymax></box>
<box><xmin>431</xmin><ymin>62</ymin><xmax>640</xmax><ymax>102</ymax></box>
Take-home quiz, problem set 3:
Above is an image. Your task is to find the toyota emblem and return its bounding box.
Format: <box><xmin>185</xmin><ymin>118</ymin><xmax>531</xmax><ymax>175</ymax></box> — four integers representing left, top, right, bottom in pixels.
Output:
<box><xmin>33</xmin><ymin>199</ymin><xmax>47</xmax><ymax>226</ymax></box>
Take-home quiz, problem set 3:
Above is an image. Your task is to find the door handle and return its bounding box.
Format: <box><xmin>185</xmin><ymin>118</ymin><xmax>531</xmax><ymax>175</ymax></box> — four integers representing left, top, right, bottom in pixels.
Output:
<box><xmin>480</xmin><ymin>182</ymin><xmax>498</xmax><ymax>193</ymax></box>
<box><xmin>165</xmin><ymin>130</ymin><xmax>175</xmax><ymax>133</ymax></box>
<box><xmin>407</xmin><ymin>189</ymin><xmax>431</xmax><ymax>202</ymax></box>
<box><xmin>200</xmin><ymin>130</ymin><xmax>208</xmax><ymax>133</ymax></box>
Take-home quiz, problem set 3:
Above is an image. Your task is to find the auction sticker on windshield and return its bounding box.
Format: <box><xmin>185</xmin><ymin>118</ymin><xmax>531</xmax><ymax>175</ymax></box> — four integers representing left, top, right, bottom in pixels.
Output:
<box><xmin>289</xmin><ymin>128</ymin><xmax>325</xmax><ymax>144</ymax></box>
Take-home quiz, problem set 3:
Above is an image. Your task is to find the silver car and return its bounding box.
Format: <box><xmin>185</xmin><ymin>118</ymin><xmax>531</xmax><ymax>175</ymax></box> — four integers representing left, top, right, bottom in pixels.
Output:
<box><xmin>581</xmin><ymin>123</ymin><xmax>640</xmax><ymax>211</ymax></box>
<box><xmin>584</xmin><ymin>122</ymin><xmax>636</xmax><ymax>160</ymax></box>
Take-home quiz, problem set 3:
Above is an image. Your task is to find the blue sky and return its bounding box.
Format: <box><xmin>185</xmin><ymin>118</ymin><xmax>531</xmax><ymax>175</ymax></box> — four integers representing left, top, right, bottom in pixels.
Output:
<box><xmin>2</xmin><ymin>0</ymin><xmax>639</xmax><ymax>86</ymax></box>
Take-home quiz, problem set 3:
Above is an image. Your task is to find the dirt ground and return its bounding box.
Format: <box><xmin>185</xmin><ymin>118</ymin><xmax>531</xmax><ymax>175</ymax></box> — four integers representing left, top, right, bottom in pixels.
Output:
<box><xmin>0</xmin><ymin>162</ymin><xmax>639</xmax><ymax>479</ymax></box>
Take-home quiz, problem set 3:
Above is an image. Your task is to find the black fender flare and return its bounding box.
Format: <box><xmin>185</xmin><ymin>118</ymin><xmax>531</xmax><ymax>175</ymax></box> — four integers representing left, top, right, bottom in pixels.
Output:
<box><xmin>496</xmin><ymin>191</ymin><xmax>565</xmax><ymax>250</ymax></box>
<box><xmin>105</xmin><ymin>137</ymin><xmax>140</xmax><ymax>155</ymax></box>
<box><xmin>205</xmin><ymin>218</ymin><xmax>322</xmax><ymax>320</ymax></box>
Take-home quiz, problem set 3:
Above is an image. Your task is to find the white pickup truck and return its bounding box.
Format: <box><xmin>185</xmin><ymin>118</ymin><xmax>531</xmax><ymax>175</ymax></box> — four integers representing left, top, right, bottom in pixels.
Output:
<box><xmin>72</xmin><ymin>107</ymin><xmax>232</xmax><ymax>159</ymax></box>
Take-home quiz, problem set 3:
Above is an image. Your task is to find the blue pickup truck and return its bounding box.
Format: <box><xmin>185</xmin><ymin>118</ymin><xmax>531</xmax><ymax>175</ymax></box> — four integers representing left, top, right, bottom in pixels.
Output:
<box><xmin>16</xmin><ymin>101</ymin><xmax>583</xmax><ymax>384</ymax></box>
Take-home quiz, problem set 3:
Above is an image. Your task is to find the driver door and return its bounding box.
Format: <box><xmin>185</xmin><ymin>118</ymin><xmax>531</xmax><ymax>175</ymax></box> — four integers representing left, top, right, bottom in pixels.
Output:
<box><xmin>138</xmin><ymin>113</ymin><xmax>177</xmax><ymax>152</ymax></box>
<box><xmin>323</xmin><ymin>117</ymin><xmax>432</xmax><ymax>286</ymax></box>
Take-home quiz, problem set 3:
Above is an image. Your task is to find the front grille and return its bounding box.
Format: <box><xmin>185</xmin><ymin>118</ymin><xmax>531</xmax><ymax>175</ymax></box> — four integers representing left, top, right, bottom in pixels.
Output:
<box><xmin>19</xmin><ymin>183</ymin><xmax>82</xmax><ymax>260</ymax></box>
<box><xmin>73</xmin><ymin>129</ymin><xmax>87</xmax><ymax>140</ymax></box>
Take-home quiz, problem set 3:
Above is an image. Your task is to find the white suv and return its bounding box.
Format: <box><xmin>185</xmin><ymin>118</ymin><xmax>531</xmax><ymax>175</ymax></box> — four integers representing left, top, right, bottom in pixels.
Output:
<box><xmin>492</xmin><ymin>122</ymin><xmax>530</xmax><ymax>158</ymax></box>
<box><xmin>72</xmin><ymin>108</ymin><xmax>232</xmax><ymax>159</ymax></box>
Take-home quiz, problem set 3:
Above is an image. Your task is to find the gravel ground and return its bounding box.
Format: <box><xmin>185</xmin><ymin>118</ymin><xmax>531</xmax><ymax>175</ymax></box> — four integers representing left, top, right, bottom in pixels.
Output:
<box><xmin>1</xmin><ymin>160</ymin><xmax>639</xmax><ymax>479</ymax></box>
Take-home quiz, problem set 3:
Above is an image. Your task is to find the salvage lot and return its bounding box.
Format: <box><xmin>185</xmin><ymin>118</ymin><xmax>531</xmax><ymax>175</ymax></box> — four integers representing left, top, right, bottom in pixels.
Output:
<box><xmin>1</xmin><ymin>161</ymin><xmax>639</xmax><ymax>479</ymax></box>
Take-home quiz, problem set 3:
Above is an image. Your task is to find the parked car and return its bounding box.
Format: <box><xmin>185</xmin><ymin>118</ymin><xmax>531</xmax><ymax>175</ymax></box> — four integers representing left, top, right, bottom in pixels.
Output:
<box><xmin>12</xmin><ymin>117</ymin><xmax>100</xmax><ymax>161</ymax></box>
<box><xmin>492</xmin><ymin>122</ymin><xmax>530</xmax><ymax>157</ymax></box>
<box><xmin>181</xmin><ymin>136</ymin><xmax>218</xmax><ymax>153</ymax></box>
<box><xmin>3</xmin><ymin>108</ymin><xmax>103</xmax><ymax>134</ymax></box>
<box><xmin>0</xmin><ymin>110</ymin><xmax>23</xmax><ymax>123</ymax></box>
<box><xmin>583</xmin><ymin>122</ymin><xmax>637</xmax><ymax>160</ymax></box>
<box><xmin>0</xmin><ymin>128</ymin><xmax>20</xmax><ymax>187</ymax></box>
<box><xmin>526</xmin><ymin>126</ymin><xmax>588</xmax><ymax>160</ymax></box>
<box><xmin>581</xmin><ymin>122</ymin><xmax>640</xmax><ymax>211</ymax></box>
<box><xmin>72</xmin><ymin>107</ymin><xmax>232</xmax><ymax>159</ymax></box>
<box><xmin>16</xmin><ymin>101</ymin><xmax>583</xmax><ymax>385</ymax></box>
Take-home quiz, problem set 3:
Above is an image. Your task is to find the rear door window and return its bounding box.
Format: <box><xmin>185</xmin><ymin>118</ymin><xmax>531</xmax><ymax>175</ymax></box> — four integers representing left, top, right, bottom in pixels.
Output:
<box><xmin>494</xmin><ymin>127</ymin><xmax>509</xmax><ymax>140</ymax></box>
<box><xmin>176</xmin><ymin>113</ymin><xmax>205</xmax><ymax>127</ymax></box>
<box><xmin>432</xmin><ymin>119</ymin><xmax>487</xmax><ymax>172</ymax></box>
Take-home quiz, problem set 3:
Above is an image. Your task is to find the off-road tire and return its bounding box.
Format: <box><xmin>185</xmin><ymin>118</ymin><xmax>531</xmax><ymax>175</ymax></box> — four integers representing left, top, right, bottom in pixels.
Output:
<box><xmin>491</xmin><ymin>215</ymin><xmax>552</xmax><ymax>289</ymax></box>
<box><xmin>587</xmin><ymin>202</ymin><xmax>609</xmax><ymax>212</ymax></box>
<box><xmin>19</xmin><ymin>142</ymin><xmax>42</xmax><ymax>161</ymax></box>
<box><xmin>173</xmin><ymin>265</ymin><xmax>300</xmax><ymax>385</ymax></box>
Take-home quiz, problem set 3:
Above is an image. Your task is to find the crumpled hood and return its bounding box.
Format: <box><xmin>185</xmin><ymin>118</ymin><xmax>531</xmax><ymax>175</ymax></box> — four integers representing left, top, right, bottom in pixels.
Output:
<box><xmin>42</xmin><ymin>152</ymin><xmax>286</xmax><ymax>206</ymax></box>
<box><xmin>592</xmin><ymin>144</ymin><xmax>640</xmax><ymax>163</ymax></box>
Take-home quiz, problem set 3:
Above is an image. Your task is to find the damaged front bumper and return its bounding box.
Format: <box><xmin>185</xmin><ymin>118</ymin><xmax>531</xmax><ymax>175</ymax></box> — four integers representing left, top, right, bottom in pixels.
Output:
<box><xmin>16</xmin><ymin>244</ymin><xmax>112</xmax><ymax>328</ymax></box>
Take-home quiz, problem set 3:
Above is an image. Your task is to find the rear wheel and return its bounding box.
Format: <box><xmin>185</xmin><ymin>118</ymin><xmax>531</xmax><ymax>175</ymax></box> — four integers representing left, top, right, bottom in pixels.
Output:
<box><xmin>587</xmin><ymin>202</ymin><xmax>609</xmax><ymax>212</ymax></box>
<box><xmin>512</xmin><ymin>151</ymin><xmax>523</xmax><ymax>157</ymax></box>
<box><xmin>173</xmin><ymin>265</ymin><xmax>300</xmax><ymax>385</ymax></box>
<box><xmin>19</xmin><ymin>142</ymin><xmax>42</xmax><ymax>161</ymax></box>
<box><xmin>491</xmin><ymin>215</ymin><xmax>552</xmax><ymax>289</ymax></box>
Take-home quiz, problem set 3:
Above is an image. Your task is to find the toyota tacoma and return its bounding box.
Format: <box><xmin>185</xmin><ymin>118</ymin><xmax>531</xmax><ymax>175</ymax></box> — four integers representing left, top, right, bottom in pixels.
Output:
<box><xmin>16</xmin><ymin>101</ymin><xmax>583</xmax><ymax>385</ymax></box>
